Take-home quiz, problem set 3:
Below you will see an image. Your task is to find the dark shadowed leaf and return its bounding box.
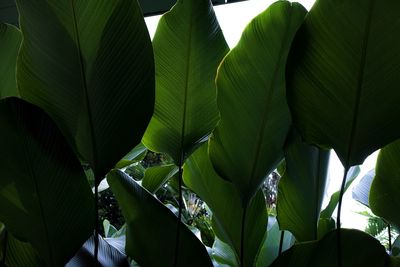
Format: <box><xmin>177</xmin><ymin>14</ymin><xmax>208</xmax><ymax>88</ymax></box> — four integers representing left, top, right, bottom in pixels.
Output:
<box><xmin>16</xmin><ymin>0</ymin><xmax>154</xmax><ymax>182</ymax></box>
<box><xmin>209</xmin><ymin>1</ymin><xmax>307</xmax><ymax>203</ymax></box>
<box><xmin>352</xmin><ymin>169</ymin><xmax>375</xmax><ymax>207</ymax></box>
<box><xmin>271</xmin><ymin>229</ymin><xmax>389</xmax><ymax>266</ymax></box>
<box><xmin>277</xmin><ymin>130</ymin><xmax>330</xmax><ymax>241</ymax></box>
<box><xmin>370</xmin><ymin>139</ymin><xmax>400</xmax><ymax>229</ymax></box>
<box><xmin>115</xmin><ymin>143</ymin><xmax>147</xmax><ymax>169</ymax></box>
<box><xmin>107</xmin><ymin>169</ymin><xmax>213</xmax><ymax>267</ymax></box>
<box><xmin>184</xmin><ymin>144</ymin><xmax>266</xmax><ymax>266</ymax></box>
<box><xmin>287</xmin><ymin>0</ymin><xmax>400</xmax><ymax>168</ymax></box>
<box><xmin>142</xmin><ymin>0</ymin><xmax>229</xmax><ymax>164</ymax></box>
<box><xmin>0</xmin><ymin>23</ymin><xmax>21</xmax><ymax>98</ymax></box>
<box><xmin>66</xmin><ymin>234</ymin><xmax>129</xmax><ymax>267</ymax></box>
<box><xmin>0</xmin><ymin>98</ymin><xmax>94</xmax><ymax>266</ymax></box>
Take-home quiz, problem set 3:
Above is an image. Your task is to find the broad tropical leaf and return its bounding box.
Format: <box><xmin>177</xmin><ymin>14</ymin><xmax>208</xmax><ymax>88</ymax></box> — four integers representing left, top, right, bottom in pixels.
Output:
<box><xmin>115</xmin><ymin>143</ymin><xmax>147</xmax><ymax>169</ymax></box>
<box><xmin>352</xmin><ymin>169</ymin><xmax>375</xmax><ymax>207</ymax></box>
<box><xmin>141</xmin><ymin>164</ymin><xmax>178</xmax><ymax>194</ymax></box>
<box><xmin>287</xmin><ymin>0</ymin><xmax>400</xmax><ymax>168</ymax></box>
<box><xmin>211</xmin><ymin>238</ymin><xmax>238</xmax><ymax>267</ymax></box>
<box><xmin>370</xmin><ymin>139</ymin><xmax>400</xmax><ymax>229</ymax></box>
<box><xmin>209</xmin><ymin>1</ymin><xmax>307</xmax><ymax>203</ymax></box>
<box><xmin>0</xmin><ymin>1</ymin><xmax>18</xmax><ymax>26</ymax></box>
<box><xmin>107</xmin><ymin>169</ymin><xmax>213</xmax><ymax>267</ymax></box>
<box><xmin>271</xmin><ymin>229</ymin><xmax>389</xmax><ymax>266</ymax></box>
<box><xmin>142</xmin><ymin>0</ymin><xmax>229</xmax><ymax>164</ymax></box>
<box><xmin>0</xmin><ymin>98</ymin><xmax>94</xmax><ymax>266</ymax></box>
<box><xmin>16</xmin><ymin>0</ymin><xmax>155</xmax><ymax>182</ymax></box>
<box><xmin>277</xmin><ymin>130</ymin><xmax>330</xmax><ymax>241</ymax></box>
<box><xmin>0</xmin><ymin>23</ymin><xmax>21</xmax><ymax>98</ymax></box>
<box><xmin>184</xmin><ymin>144</ymin><xmax>266</xmax><ymax>267</ymax></box>
<box><xmin>66</xmin><ymin>234</ymin><xmax>129</xmax><ymax>267</ymax></box>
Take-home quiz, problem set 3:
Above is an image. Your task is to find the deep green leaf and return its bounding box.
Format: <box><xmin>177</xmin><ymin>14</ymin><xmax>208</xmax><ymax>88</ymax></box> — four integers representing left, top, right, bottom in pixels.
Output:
<box><xmin>0</xmin><ymin>98</ymin><xmax>94</xmax><ymax>266</ymax></box>
<box><xmin>142</xmin><ymin>0</ymin><xmax>229</xmax><ymax>164</ymax></box>
<box><xmin>141</xmin><ymin>164</ymin><xmax>178</xmax><ymax>194</ymax></box>
<box><xmin>0</xmin><ymin>23</ymin><xmax>21</xmax><ymax>98</ymax></box>
<box><xmin>107</xmin><ymin>169</ymin><xmax>213</xmax><ymax>267</ymax></box>
<box><xmin>184</xmin><ymin>144</ymin><xmax>266</xmax><ymax>267</ymax></box>
<box><xmin>319</xmin><ymin>166</ymin><xmax>360</xmax><ymax>219</ymax></box>
<box><xmin>16</xmin><ymin>0</ymin><xmax>155</xmax><ymax>181</ymax></box>
<box><xmin>317</xmin><ymin>218</ymin><xmax>335</xmax><ymax>240</ymax></box>
<box><xmin>277</xmin><ymin>130</ymin><xmax>330</xmax><ymax>241</ymax></box>
<box><xmin>0</xmin><ymin>232</ymin><xmax>44</xmax><ymax>267</ymax></box>
<box><xmin>370</xmin><ymin>139</ymin><xmax>400</xmax><ymax>229</ymax></box>
<box><xmin>271</xmin><ymin>229</ymin><xmax>389</xmax><ymax>266</ymax></box>
<box><xmin>287</xmin><ymin>0</ymin><xmax>400</xmax><ymax>167</ymax></box>
<box><xmin>352</xmin><ymin>169</ymin><xmax>375</xmax><ymax>207</ymax></box>
<box><xmin>66</xmin><ymin>234</ymin><xmax>129</xmax><ymax>267</ymax></box>
<box><xmin>210</xmin><ymin>238</ymin><xmax>238</xmax><ymax>267</ymax></box>
<box><xmin>255</xmin><ymin>217</ymin><xmax>294</xmax><ymax>267</ymax></box>
<box><xmin>209</xmin><ymin>1</ymin><xmax>307</xmax><ymax>203</ymax></box>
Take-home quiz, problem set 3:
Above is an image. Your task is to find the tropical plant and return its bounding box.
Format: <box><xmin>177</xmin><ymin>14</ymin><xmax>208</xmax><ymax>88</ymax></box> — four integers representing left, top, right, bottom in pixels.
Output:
<box><xmin>1</xmin><ymin>0</ymin><xmax>400</xmax><ymax>266</ymax></box>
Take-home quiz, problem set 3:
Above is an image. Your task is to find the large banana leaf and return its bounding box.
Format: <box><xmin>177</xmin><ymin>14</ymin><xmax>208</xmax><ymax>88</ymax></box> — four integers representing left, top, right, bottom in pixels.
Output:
<box><xmin>0</xmin><ymin>1</ymin><xmax>18</xmax><ymax>26</ymax></box>
<box><xmin>0</xmin><ymin>23</ymin><xmax>21</xmax><ymax>98</ymax></box>
<box><xmin>0</xmin><ymin>98</ymin><xmax>94</xmax><ymax>266</ymax></box>
<box><xmin>142</xmin><ymin>0</ymin><xmax>229</xmax><ymax>164</ymax></box>
<box><xmin>107</xmin><ymin>169</ymin><xmax>213</xmax><ymax>267</ymax></box>
<box><xmin>184</xmin><ymin>144</ymin><xmax>266</xmax><ymax>267</ymax></box>
<box><xmin>271</xmin><ymin>229</ymin><xmax>389</xmax><ymax>266</ymax></box>
<box><xmin>287</xmin><ymin>0</ymin><xmax>400</xmax><ymax>168</ymax></box>
<box><xmin>370</xmin><ymin>139</ymin><xmax>400</xmax><ymax>229</ymax></box>
<box><xmin>141</xmin><ymin>164</ymin><xmax>178</xmax><ymax>194</ymax></box>
<box><xmin>352</xmin><ymin>169</ymin><xmax>375</xmax><ymax>207</ymax></box>
<box><xmin>16</xmin><ymin>0</ymin><xmax>154</xmax><ymax>181</ymax></box>
<box><xmin>209</xmin><ymin>1</ymin><xmax>307</xmax><ymax>203</ymax></box>
<box><xmin>277</xmin><ymin>130</ymin><xmax>330</xmax><ymax>241</ymax></box>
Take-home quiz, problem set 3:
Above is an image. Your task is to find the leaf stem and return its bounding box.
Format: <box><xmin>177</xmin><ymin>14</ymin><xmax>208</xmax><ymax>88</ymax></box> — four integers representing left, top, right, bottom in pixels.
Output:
<box><xmin>240</xmin><ymin>203</ymin><xmax>248</xmax><ymax>267</ymax></box>
<box><xmin>336</xmin><ymin>166</ymin><xmax>349</xmax><ymax>267</ymax></box>
<box><xmin>278</xmin><ymin>231</ymin><xmax>285</xmax><ymax>255</ymax></box>
<box><xmin>94</xmin><ymin>184</ymin><xmax>99</xmax><ymax>264</ymax></box>
<box><xmin>1</xmin><ymin>230</ymin><xmax>7</xmax><ymax>264</ymax></box>
<box><xmin>388</xmin><ymin>224</ymin><xmax>392</xmax><ymax>253</ymax></box>
<box><xmin>173</xmin><ymin>164</ymin><xmax>184</xmax><ymax>267</ymax></box>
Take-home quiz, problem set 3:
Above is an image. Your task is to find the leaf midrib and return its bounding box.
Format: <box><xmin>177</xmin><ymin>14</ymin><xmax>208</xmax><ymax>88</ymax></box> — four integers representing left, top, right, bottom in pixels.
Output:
<box><xmin>344</xmin><ymin>0</ymin><xmax>375</xmax><ymax>168</ymax></box>
<box><xmin>247</xmin><ymin>8</ymin><xmax>293</xmax><ymax>203</ymax></box>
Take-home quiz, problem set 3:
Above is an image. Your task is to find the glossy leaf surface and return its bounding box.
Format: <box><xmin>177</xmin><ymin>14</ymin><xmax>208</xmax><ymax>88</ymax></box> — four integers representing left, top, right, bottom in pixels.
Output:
<box><xmin>0</xmin><ymin>23</ymin><xmax>21</xmax><ymax>98</ymax></box>
<box><xmin>370</xmin><ymin>140</ymin><xmax>400</xmax><ymax>229</ymax></box>
<box><xmin>184</xmin><ymin>144</ymin><xmax>266</xmax><ymax>267</ymax></box>
<box><xmin>141</xmin><ymin>164</ymin><xmax>178</xmax><ymax>194</ymax></box>
<box><xmin>277</xmin><ymin>131</ymin><xmax>330</xmax><ymax>241</ymax></box>
<box><xmin>107</xmin><ymin>169</ymin><xmax>213</xmax><ymax>267</ymax></box>
<box><xmin>0</xmin><ymin>98</ymin><xmax>94</xmax><ymax>266</ymax></box>
<box><xmin>287</xmin><ymin>0</ymin><xmax>400</xmax><ymax>167</ymax></box>
<box><xmin>209</xmin><ymin>1</ymin><xmax>307</xmax><ymax>202</ymax></box>
<box><xmin>16</xmin><ymin>0</ymin><xmax>155</xmax><ymax>181</ymax></box>
<box><xmin>142</xmin><ymin>0</ymin><xmax>229</xmax><ymax>164</ymax></box>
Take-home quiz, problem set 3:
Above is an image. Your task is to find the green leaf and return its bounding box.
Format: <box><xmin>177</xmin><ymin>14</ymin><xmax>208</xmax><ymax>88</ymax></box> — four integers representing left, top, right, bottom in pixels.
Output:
<box><xmin>210</xmin><ymin>238</ymin><xmax>239</xmax><ymax>267</ymax></box>
<box><xmin>107</xmin><ymin>169</ymin><xmax>213</xmax><ymax>267</ymax></box>
<box><xmin>209</xmin><ymin>1</ymin><xmax>307</xmax><ymax>203</ymax></box>
<box><xmin>352</xmin><ymin>169</ymin><xmax>375</xmax><ymax>207</ymax></box>
<box><xmin>183</xmin><ymin>144</ymin><xmax>266</xmax><ymax>267</ymax></box>
<box><xmin>287</xmin><ymin>0</ymin><xmax>400</xmax><ymax>168</ymax></box>
<box><xmin>141</xmin><ymin>164</ymin><xmax>178</xmax><ymax>194</ymax></box>
<box><xmin>255</xmin><ymin>217</ymin><xmax>294</xmax><ymax>267</ymax></box>
<box><xmin>392</xmin><ymin>235</ymin><xmax>400</xmax><ymax>257</ymax></box>
<box><xmin>0</xmin><ymin>98</ymin><xmax>94</xmax><ymax>266</ymax></box>
<box><xmin>142</xmin><ymin>0</ymin><xmax>229</xmax><ymax>164</ymax></box>
<box><xmin>16</xmin><ymin>0</ymin><xmax>155</xmax><ymax>181</ymax></box>
<box><xmin>0</xmin><ymin>232</ymin><xmax>45</xmax><ymax>267</ymax></box>
<box><xmin>277</xmin><ymin>130</ymin><xmax>330</xmax><ymax>241</ymax></box>
<box><xmin>0</xmin><ymin>23</ymin><xmax>21</xmax><ymax>98</ymax></box>
<box><xmin>319</xmin><ymin>166</ymin><xmax>360</xmax><ymax>219</ymax></box>
<box><xmin>115</xmin><ymin>143</ymin><xmax>148</xmax><ymax>169</ymax></box>
<box><xmin>271</xmin><ymin>229</ymin><xmax>389</xmax><ymax>266</ymax></box>
<box><xmin>370</xmin><ymin>139</ymin><xmax>400</xmax><ymax>229</ymax></box>
<box><xmin>103</xmin><ymin>219</ymin><xmax>118</xmax><ymax>239</ymax></box>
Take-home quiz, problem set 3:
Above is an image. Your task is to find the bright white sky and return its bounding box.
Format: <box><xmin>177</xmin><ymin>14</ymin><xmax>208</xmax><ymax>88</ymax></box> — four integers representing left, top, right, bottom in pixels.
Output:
<box><xmin>144</xmin><ymin>0</ymin><xmax>378</xmax><ymax>230</ymax></box>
